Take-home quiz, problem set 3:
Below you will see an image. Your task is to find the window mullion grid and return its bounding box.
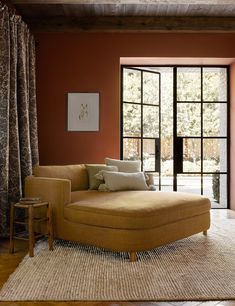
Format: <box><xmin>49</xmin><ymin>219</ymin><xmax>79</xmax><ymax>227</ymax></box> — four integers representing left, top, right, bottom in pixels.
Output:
<box><xmin>173</xmin><ymin>67</ymin><xmax>177</xmax><ymax>191</ymax></box>
<box><xmin>201</xmin><ymin>67</ymin><xmax>204</xmax><ymax>196</ymax></box>
<box><xmin>159</xmin><ymin>72</ymin><xmax>161</xmax><ymax>190</ymax></box>
<box><xmin>141</xmin><ymin>71</ymin><xmax>144</xmax><ymax>172</ymax></box>
<box><xmin>121</xmin><ymin>67</ymin><xmax>124</xmax><ymax>159</ymax></box>
<box><xmin>227</xmin><ymin>66</ymin><xmax>230</xmax><ymax>208</ymax></box>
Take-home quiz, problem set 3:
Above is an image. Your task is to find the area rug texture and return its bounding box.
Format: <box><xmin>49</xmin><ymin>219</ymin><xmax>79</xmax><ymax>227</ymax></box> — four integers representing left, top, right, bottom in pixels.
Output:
<box><xmin>1</xmin><ymin>216</ymin><xmax>235</xmax><ymax>301</ymax></box>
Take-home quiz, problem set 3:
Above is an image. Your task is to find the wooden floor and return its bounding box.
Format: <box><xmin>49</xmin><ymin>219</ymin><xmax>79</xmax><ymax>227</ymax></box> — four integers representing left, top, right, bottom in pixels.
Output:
<box><xmin>1</xmin><ymin>210</ymin><xmax>235</xmax><ymax>306</ymax></box>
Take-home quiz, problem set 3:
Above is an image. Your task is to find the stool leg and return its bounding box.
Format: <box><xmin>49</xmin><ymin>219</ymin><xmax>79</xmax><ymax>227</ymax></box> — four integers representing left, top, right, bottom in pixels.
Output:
<box><xmin>47</xmin><ymin>203</ymin><xmax>53</xmax><ymax>251</ymax></box>
<box><xmin>203</xmin><ymin>230</ymin><xmax>207</xmax><ymax>236</ymax></box>
<box><xmin>28</xmin><ymin>206</ymin><xmax>34</xmax><ymax>257</ymax></box>
<box><xmin>9</xmin><ymin>204</ymin><xmax>15</xmax><ymax>254</ymax></box>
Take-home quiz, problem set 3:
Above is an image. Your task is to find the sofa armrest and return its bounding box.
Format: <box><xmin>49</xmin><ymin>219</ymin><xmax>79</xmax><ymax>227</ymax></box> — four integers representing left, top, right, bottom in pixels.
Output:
<box><xmin>25</xmin><ymin>176</ymin><xmax>71</xmax><ymax>204</ymax></box>
<box><xmin>24</xmin><ymin>176</ymin><xmax>71</xmax><ymax>235</ymax></box>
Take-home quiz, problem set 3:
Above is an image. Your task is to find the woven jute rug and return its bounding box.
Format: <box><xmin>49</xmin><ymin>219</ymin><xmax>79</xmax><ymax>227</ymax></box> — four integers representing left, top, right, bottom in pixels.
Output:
<box><xmin>1</xmin><ymin>215</ymin><xmax>235</xmax><ymax>301</ymax></box>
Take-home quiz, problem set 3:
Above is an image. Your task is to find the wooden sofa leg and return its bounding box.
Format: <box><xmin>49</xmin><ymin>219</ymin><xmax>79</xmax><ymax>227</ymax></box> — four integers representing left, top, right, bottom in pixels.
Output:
<box><xmin>203</xmin><ymin>230</ymin><xmax>207</xmax><ymax>236</ymax></box>
<box><xmin>130</xmin><ymin>251</ymin><xmax>137</xmax><ymax>262</ymax></box>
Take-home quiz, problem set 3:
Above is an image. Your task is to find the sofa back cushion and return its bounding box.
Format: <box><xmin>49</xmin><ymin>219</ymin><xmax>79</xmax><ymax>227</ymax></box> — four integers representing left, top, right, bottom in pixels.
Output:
<box><xmin>33</xmin><ymin>165</ymin><xmax>89</xmax><ymax>191</ymax></box>
<box><xmin>105</xmin><ymin>157</ymin><xmax>141</xmax><ymax>173</ymax></box>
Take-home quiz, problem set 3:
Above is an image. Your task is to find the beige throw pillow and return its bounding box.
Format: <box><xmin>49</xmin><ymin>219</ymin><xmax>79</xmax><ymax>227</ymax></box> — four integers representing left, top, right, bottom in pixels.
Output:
<box><xmin>105</xmin><ymin>158</ymin><xmax>141</xmax><ymax>173</ymax></box>
<box><xmin>85</xmin><ymin>164</ymin><xmax>118</xmax><ymax>190</ymax></box>
<box><xmin>100</xmin><ymin>171</ymin><xmax>148</xmax><ymax>191</ymax></box>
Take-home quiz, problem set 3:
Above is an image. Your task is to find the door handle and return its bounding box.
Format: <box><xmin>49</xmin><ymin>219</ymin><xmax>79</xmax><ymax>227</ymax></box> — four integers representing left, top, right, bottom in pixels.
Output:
<box><xmin>174</xmin><ymin>137</ymin><xmax>183</xmax><ymax>173</ymax></box>
<box><xmin>155</xmin><ymin>138</ymin><xmax>160</xmax><ymax>172</ymax></box>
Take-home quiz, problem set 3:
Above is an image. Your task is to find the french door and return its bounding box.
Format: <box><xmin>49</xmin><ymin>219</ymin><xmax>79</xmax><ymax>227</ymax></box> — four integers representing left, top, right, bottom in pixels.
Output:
<box><xmin>174</xmin><ymin>67</ymin><xmax>229</xmax><ymax>208</ymax></box>
<box><xmin>121</xmin><ymin>67</ymin><xmax>161</xmax><ymax>186</ymax></box>
<box><xmin>121</xmin><ymin>66</ymin><xmax>229</xmax><ymax>208</ymax></box>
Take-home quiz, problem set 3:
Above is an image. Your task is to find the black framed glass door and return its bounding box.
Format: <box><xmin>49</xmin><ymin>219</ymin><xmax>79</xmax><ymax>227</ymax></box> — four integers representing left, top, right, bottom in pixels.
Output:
<box><xmin>121</xmin><ymin>65</ymin><xmax>229</xmax><ymax>208</ymax></box>
<box><xmin>174</xmin><ymin>66</ymin><xmax>229</xmax><ymax>208</ymax></box>
<box><xmin>121</xmin><ymin>67</ymin><xmax>161</xmax><ymax>186</ymax></box>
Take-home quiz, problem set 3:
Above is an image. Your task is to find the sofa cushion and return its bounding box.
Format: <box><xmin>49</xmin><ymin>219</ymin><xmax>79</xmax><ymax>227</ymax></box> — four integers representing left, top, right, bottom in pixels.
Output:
<box><xmin>105</xmin><ymin>158</ymin><xmax>141</xmax><ymax>172</ymax></box>
<box><xmin>33</xmin><ymin>165</ymin><xmax>89</xmax><ymax>191</ymax></box>
<box><xmin>98</xmin><ymin>171</ymin><xmax>148</xmax><ymax>191</ymax></box>
<box><xmin>85</xmin><ymin>165</ymin><xmax>118</xmax><ymax>190</ymax></box>
<box><xmin>65</xmin><ymin>190</ymin><xmax>210</xmax><ymax>230</ymax></box>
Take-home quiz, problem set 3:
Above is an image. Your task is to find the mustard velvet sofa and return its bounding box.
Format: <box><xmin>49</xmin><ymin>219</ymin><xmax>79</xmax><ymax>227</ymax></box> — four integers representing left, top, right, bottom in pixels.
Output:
<box><xmin>25</xmin><ymin>164</ymin><xmax>211</xmax><ymax>261</ymax></box>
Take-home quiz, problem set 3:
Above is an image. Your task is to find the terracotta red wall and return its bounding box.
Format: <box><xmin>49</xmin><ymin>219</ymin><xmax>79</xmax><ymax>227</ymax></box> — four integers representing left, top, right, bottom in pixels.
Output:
<box><xmin>35</xmin><ymin>33</ymin><xmax>121</xmax><ymax>165</ymax></box>
<box><xmin>35</xmin><ymin>33</ymin><xmax>235</xmax><ymax>164</ymax></box>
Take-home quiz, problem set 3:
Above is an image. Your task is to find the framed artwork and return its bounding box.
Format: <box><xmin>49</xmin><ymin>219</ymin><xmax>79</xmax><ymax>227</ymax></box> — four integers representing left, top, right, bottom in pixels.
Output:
<box><xmin>67</xmin><ymin>92</ymin><xmax>100</xmax><ymax>131</ymax></box>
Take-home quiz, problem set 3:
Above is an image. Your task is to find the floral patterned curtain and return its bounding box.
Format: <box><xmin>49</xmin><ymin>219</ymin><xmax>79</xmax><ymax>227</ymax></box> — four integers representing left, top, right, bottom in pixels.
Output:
<box><xmin>0</xmin><ymin>4</ymin><xmax>39</xmax><ymax>237</ymax></box>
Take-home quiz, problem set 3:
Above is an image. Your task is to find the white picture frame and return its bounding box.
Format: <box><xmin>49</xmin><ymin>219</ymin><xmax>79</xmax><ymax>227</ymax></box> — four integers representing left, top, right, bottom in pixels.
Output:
<box><xmin>67</xmin><ymin>92</ymin><xmax>100</xmax><ymax>132</ymax></box>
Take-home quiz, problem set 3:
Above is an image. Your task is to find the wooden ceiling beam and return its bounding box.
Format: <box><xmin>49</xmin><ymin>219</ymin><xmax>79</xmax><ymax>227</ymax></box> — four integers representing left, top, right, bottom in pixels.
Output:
<box><xmin>11</xmin><ymin>0</ymin><xmax>235</xmax><ymax>5</ymax></box>
<box><xmin>25</xmin><ymin>16</ymin><xmax>235</xmax><ymax>32</ymax></box>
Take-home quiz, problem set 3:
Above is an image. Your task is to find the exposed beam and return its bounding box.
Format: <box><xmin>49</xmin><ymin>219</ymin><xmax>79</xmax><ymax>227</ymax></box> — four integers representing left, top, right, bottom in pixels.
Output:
<box><xmin>25</xmin><ymin>16</ymin><xmax>235</xmax><ymax>32</ymax></box>
<box><xmin>11</xmin><ymin>0</ymin><xmax>235</xmax><ymax>5</ymax></box>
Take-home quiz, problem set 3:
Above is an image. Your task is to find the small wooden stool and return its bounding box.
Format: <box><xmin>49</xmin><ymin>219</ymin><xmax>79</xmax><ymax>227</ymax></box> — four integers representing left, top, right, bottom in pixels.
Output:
<box><xmin>9</xmin><ymin>201</ymin><xmax>53</xmax><ymax>257</ymax></box>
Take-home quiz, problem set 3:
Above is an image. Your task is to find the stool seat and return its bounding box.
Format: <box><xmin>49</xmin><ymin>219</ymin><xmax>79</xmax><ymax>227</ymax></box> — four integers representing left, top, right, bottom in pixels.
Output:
<box><xmin>9</xmin><ymin>201</ymin><xmax>53</xmax><ymax>257</ymax></box>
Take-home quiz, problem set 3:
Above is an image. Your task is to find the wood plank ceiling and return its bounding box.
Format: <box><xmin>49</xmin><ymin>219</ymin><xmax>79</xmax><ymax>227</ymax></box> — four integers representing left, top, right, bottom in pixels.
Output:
<box><xmin>9</xmin><ymin>0</ymin><xmax>235</xmax><ymax>32</ymax></box>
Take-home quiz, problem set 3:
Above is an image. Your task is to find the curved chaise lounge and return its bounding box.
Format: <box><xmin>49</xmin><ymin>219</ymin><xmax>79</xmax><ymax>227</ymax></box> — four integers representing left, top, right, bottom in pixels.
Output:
<box><xmin>25</xmin><ymin>164</ymin><xmax>211</xmax><ymax>261</ymax></box>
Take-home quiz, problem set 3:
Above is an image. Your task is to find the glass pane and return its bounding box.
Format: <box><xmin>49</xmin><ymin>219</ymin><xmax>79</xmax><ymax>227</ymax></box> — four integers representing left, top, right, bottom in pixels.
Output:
<box><xmin>143</xmin><ymin>106</ymin><xmax>159</xmax><ymax>137</ymax></box>
<box><xmin>203</xmin><ymin>174</ymin><xmax>227</xmax><ymax>208</ymax></box>
<box><xmin>152</xmin><ymin>173</ymin><xmax>160</xmax><ymax>190</ymax></box>
<box><xmin>160</xmin><ymin>67</ymin><xmax>174</xmax><ymax>190</ymax></box>
<box><xmin>143</xmin><ymin>72</ymin><xmax>159</xmax><ymax>105</ymax></box>
<box><xmin>177</xmin><ymin>174</ymin><xmax>201</xmax><ymax>195</ymax></box>
<box><xmin>123</xmin><ymin>69</ymin><xmax>141</xmax><ymax>103</ymax></box>
<box><xmin>203</xmin><ymin>139</ymin><xmax>227</xmax><ymax>172</ymax></box>
<box><xmin>203</xmin><ymin>68</ymin><xmax>227</xmax><ymax>101</ymax></box>
<box><xmin>123</xmin><ymin>138</ymin><xmax>141</xmax><ymax>161</ymax></box>
<box><xmin>161</xmin><ymin>137</ymin><xmax>173</xmax><ymax>175</ymax></box>
<box><xmin>177</xmin><ymin>67</ymin><xmax>201</xmax><ymax>101</ymax></box>
<box><xmin>143</xmin><ymin>139</ymin><xmax>155</xmax><ymax>171</ymax></box>
<box><xmin>183</xmin><ymin>139</ymin><xmax>201</xmax><ymax>172</ymax></box>
<box><xmin>161</xmin><ymin>176</ymin><xmax>173</xmax><ymax>192</ymax></box>
<box><xmin>203</xmin><ymin>103</ymin><xmax>227</xmax><ymax>137</ymax></box>
<box><xmin>177</xmin><ymin>103</ymin><xmax>201</xmax><ymax>136</ymax></box>
<box><xmin>159</xmin><ymin>67</ymin><xmax>173</xmax><ymax>139</ymax></box>
<box><xmin>123</xmin><ymin>103</ymin><xmax>141</xmax><ymax>137</ymax></box>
